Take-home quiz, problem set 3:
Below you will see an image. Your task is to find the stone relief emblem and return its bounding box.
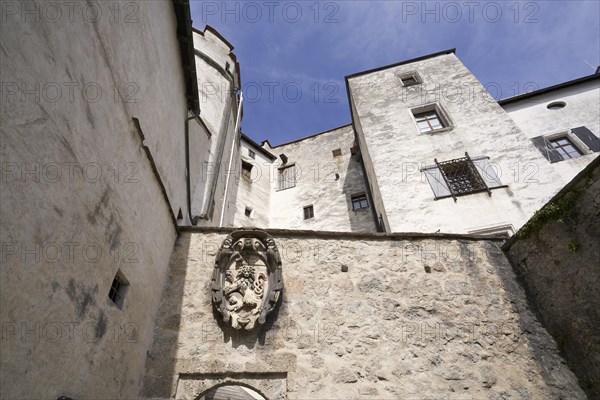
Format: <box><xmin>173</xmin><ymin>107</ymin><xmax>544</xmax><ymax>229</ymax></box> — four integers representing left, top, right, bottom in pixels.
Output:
<box><xmin>211</xmin><ymin>230</ymin><xmax>283</xmax><ymax>330</ymax></box>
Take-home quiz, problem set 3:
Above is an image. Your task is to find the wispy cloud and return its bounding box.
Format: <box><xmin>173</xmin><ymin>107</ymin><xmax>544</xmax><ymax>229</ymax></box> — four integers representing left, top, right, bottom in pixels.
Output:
<box><xmin>191</xmin><ymin>0</ymin><xmax>600</xmax><ymax>144</ymax></box>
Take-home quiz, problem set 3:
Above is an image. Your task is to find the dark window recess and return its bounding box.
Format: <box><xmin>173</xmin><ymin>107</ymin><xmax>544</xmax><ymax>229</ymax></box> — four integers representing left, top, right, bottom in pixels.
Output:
<box><xmin>401</xmin><ymin>76</ymin><xmax>419</xmax><ymax>87</ymax></box>
<box><xmin>547</xmin><ymin>101</ymin><xmax>566</xmax><ymax>110</ymax></box>
<box><xmin>332</xmin><ymin>149</ymin><xmax>342</xmax><ymax>157</ymax></box>
<box><xmin>351</xmin><ymin>194</ymin><xmax>369</xmax><ymax>210</ymax></box>
<box><xmin>108</xmin><ymin>270</ymin><xmax>129</xmax><ymax>309</ymax></box>
<box><xmin>422</xmin><ymin>153</ymin><xmax>505</xmax><ymax>202</ymax></box>
<box><xmin>303</xmin><ymin>205</ymin><xmax>314</xmax><ymax>220</ymax></box>
<box><xmin>440</xmin><ymin>158</ymin><xmax>487</xmax><ymax>195</ymax></box>
<box><xmin>248</xmin><ymin>149</ymin><xmax>256</xmax><ymax>159</ymax></box>
<box><xmin>244</xmin><ymin>207</ymin><xmax>252</xmax><ymax>217</ymax></box>
<box><xmin>241</xmin><ymin>160</ymin><xmax>253</xmax><ymax>180</ymax></box>
<box><xmin>278</xmin><ymin>165</ymin><xmax>296</xmax><ymax>190</ymax></box>
<box><xmin>378</xmin><ymin>213</ymin><xmax>386</xmax><ymax>233</ymax></box>
<box><xmin>549</xmin><ymin>137</ymin><xmax>583</xmax><ymax>160</ymax></box>
<box><xmin>414</xmin><ymin>110</ymin><xmax>444</xmax><ymax>133</ymax></box>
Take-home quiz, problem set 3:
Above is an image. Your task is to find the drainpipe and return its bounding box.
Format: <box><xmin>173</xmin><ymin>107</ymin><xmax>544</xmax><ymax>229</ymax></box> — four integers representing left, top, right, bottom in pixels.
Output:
<box><xmin>185</xmin><ymin>113</ymin><xmax>201</xmax><ymax>225</ymax></box>
<box><xmin>219</xmin><ymin>91</ymin><xmax>243</xmax><ymax>227</ymax></box>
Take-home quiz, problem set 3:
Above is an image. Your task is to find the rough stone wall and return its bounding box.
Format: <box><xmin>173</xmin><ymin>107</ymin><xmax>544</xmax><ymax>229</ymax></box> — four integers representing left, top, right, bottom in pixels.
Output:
<box><xmin>347</xmin><ymin>53</ymin><xmax>568</xmax><ymax>234</ymax></box>
<box><xmin>0</xmin><ymin>1</ymin><xmax>191</xmax><ymax>398</ymax></box>
<box><xmin>142</xmin><ymin>229</ymin><xmax>584</xmax><ymax>399</ymax></box>
<box><xmin>504</xmin><ymin>157</ymin><xmax>600</xmax><ymax>398</ymax></box>
<box><xmin>265</xmin><ymin>125</ymin><xmax>377</xmax><ymax>232</ymax></box>
<box><xmin>502</xmin><ymin>80</ymin><xmax>600</xmax><ymax>184</ymax></box>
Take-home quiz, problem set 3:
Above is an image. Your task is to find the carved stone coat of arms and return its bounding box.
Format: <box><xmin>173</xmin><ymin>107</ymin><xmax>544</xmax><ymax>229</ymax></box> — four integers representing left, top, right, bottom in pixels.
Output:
<box><xmin>211</xmin><ymin>230</ymin><xmax>283</xmax><ymax>330</ymax></box>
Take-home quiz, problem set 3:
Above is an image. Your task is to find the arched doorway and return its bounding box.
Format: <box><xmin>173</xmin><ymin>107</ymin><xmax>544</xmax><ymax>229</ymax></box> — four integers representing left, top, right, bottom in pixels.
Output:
<box><xmin>198</xmin><ymin>384</ymin><xmax>267</xmax><ymax>400</ymax></box>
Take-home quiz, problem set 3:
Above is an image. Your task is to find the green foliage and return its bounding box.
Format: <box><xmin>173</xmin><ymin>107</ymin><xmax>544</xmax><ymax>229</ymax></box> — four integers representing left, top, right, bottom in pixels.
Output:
<box><xmin>567</xmin><ymin>240</ymin><xmax>580</xmax><ymax>252</ymax></box>
<box><xmin>516</xmin><ymin>190</ymin><xmax>581</xmax><ymax>239</ymax></box>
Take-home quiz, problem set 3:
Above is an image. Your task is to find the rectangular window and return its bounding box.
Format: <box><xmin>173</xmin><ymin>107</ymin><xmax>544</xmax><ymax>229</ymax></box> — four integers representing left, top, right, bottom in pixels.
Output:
<box><xmin>549</xmin><ymin>137</ymin><xmax>583</xmax><ymax>160</ymax></box>
<box><xmin>422</xmin><ymin>153</ymin><xmax>505</xmax><ymax>201</ymax></box>
<box><xmin>248</xmin><ymin>149</ymin><xmax>256</xmax><ymax>159</ymax></box>
<box><xmin>351</xmin><ymin>194</ymin><xmax>369</xmax><ymax>210</ymax></box>
<box><xmin>244</xmin><ymin>207</ymin><xmax>252</xmax><ymax>217</ymax></box>
<box><xmin>531</xmin><ymin>127</ymin><xmax>599</xmax><ymax>163</ymax></box>
<box><xmin>332</xmin><ymin>149</ymin><xmax>342</xmax><ymax>157</ymax></box>
<box><xmin>241</xmin><ymin>160</ymin><xmax>253</xmax><ymax>180</ymax></box>
<box><xmin>414</xmin><ymin>110</ymin><xmax>444</xmax><ymax>133</ymax></box>
<box><xmin>303</xmin><ymin>205</ymin><xmax>314</xmax><ymax>220</ymax></box>
<box><xmin>440</xmin><ymin>158</ymin><xmax>487</xmax><ymax>195</ymax></box>
<box><xmin>399</xmin><ymin>72</ymin><xmax>421</xmax><ymax>87</ymax></box>
<box><xmin>278</xmin><ymin>164</ymin><xmax>296</xmax><ymax>190</ymax></box>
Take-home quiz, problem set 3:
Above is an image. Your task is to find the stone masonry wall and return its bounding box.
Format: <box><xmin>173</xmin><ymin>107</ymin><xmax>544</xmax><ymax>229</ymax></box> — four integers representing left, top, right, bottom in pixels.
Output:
<box><xmin>504</xmin><ymin>157</ymin><xmax>600</xmax><ymax>398</ymax></box>
<box><xmin>142</xmin><ymin>229</ymin><xmax>584</xmax><ymax>399</ymax></box>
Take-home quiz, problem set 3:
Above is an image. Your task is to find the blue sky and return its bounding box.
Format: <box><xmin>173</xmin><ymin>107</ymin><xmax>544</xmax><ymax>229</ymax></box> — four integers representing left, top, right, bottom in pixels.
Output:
<box><xmin>190</xmin><ymin>1</ymin><xmax>600</xmax><ymax>146</ymax></box>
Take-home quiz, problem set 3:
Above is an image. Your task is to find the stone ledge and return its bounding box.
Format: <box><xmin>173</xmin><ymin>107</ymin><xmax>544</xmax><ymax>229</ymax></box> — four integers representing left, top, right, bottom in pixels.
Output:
<box><xmin>179</xmin><ymin>226</ymin><xmax>506</xmax><ymax>242</ymax></box>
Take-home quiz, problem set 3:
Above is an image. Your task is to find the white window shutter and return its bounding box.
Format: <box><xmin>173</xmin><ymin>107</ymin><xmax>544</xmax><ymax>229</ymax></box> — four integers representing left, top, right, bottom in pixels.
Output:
<box><xmin>472</xmin><ymin>158</ymin><xmax>503</xmax><ymax>188</ymax></box>
<box><xmin>423</xmin><ymin>167</ymin><xmax>451</xmax><ymax>198</ymax></box>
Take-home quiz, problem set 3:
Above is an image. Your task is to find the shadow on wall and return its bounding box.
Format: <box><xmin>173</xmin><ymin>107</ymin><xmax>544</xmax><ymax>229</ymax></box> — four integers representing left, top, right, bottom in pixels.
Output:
<box><xmin>141</xmin><ymin>234</ymin><xmax>191</xmax><ymax>397</ymax></box>
<box><xmin>341</xmin><ymin>152</ymin><xmax>378</xmax><ymax>233</ymax></box>
<box><xmin>483</xmin><ymin>241</ymin><xmax>585</xmax><ymax>398</ymax></box>
<box><xmin>502</xmin><ymin>156</ymin><xmax>600</xmax><ymax>399</ymax></box>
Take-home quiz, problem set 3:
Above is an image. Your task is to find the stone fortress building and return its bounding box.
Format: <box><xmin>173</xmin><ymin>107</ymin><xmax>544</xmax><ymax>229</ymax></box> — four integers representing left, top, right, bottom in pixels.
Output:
<box><xmin>1</xmin><ymin>1</ymin><xmax>599</xmax><ymax>399</ymax></box>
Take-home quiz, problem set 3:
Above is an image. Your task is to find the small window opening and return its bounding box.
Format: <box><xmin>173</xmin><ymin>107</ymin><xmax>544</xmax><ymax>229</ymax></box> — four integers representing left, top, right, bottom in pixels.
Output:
<box><xmin>241</xmin><ymin>160</ymin><xmax>253</xmax><ymax>180</ymax></box>
<box><xmin>413</xmin><ymin>109</ymin><xmax>445</xmax><ymax>133</ymax></box>
<box><xmin>248</xmin><ymin>149</ymin><xmax>256</xmax><ymax>159</ymax></box>
<box><xmin>108</xmin><ymin>270</ymin><xmax>129</xmax><ymax>309</ymax></box>
<box><xmin>399</xmin><ymin>72</ymin><xmax>421</xmax><ymax>87</ymax></box>
<box><xmin>303</xmin><ymin>205</ymin><xmax>314</xmax><ymax>220</ymax></box>
<box><xmin>245</xmin><ymin>207</ymin><xmax>252</xmax><ymax>217</ymax></box>
<box><xmin>401</xmin><ymin>76</ymin><xmax>419</xmax><ymax>87</ymax></box>
<box><xmin>351</xmin><ymin>193</ymin><xmax>369</xmax><ymax>210</ymax></box>
<box><xmin>547</xmin><ymin>101</ymin><xmax>566</xmax><ymax>110</ymax></box>
<box><xmin>549</xmin><ymin>137</ymin><xmax>583</xmax><ymax>160</ymax></box>
<box><xmin>332</xmin><ymin>149</ymin><xmax>342</xmax><ymax>157</ymax></box>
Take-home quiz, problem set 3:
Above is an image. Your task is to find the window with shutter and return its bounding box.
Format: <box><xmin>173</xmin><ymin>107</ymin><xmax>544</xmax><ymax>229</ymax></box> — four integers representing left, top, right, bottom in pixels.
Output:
<box><xmin>531</xmin><ymin>128</ymin><xmax>598</xmax><ymax>163</ymax></box>
<box><xmin>422</xmin><ymin>154</ymin><xmax>506</xmax><ymax>201</ymax></box>
<box><xmin>278</xmin><ymin>164</ymin><xmax>296</xmax><ymax>190</ymax></box>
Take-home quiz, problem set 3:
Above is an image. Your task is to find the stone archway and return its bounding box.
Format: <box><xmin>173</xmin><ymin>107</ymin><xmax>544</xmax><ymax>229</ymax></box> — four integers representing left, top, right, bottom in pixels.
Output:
<box><xmin>175</xmin><ymin>373</ymin><xmax>286</xmax><ymax>400</ymax></box>
<box><xmin>198</xmin><ymin>383</ymin><xmax>267</xmax><ymax>400</ymax></box>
